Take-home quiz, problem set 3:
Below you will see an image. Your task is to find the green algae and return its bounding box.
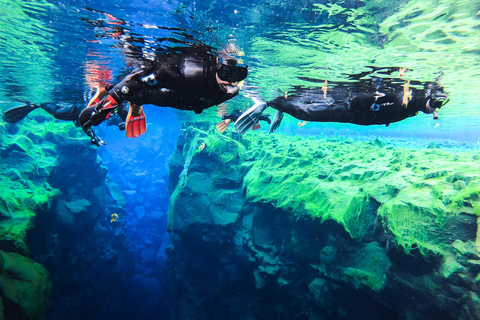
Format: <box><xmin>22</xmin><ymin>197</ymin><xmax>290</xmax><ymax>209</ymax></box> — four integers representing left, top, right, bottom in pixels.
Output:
<box><xmin>174</xmin><ymin>126</ymin><xmax>480</xmax><ymax>258</ymax></box>
<box><xmin>168</xmin><ymin>126</ymin><xmax>246</xmax><ymax>231</ymax></box>
<box><xmin>0</xmin><ymin>115</ymin><xmax>83</xmax><ymax>252</ymax></box>
<box><xmin>241</xmin><ymin>133</ymin><xmax>480</xmax><ymax>257</ymax></box>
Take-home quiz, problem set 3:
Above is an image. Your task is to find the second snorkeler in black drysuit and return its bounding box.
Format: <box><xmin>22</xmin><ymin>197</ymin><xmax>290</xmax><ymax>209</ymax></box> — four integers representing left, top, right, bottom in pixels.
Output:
<box><xmin>3</xmin><ymin>102</ymin><xmax>85</xmax><ymax>124</ymax></box>
<box><xmin>235</xmin><ymin>76</ymin><xmax>449</xmax><ymax>134</ymax></box>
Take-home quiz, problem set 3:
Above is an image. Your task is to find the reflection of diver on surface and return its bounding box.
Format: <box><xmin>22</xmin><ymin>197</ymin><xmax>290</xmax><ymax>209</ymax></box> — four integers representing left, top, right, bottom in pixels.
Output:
<box><xmin>78</xmin><ymin>44</ymin><xmax>248</xmax><ymax>143</ymax></box>
<box><xmin>3</xmin><ymin>95</ymin><xmax>129</xmax><ymax>146</ymax></box>
<box><xmin>216</xmin><ymin>110</ymin><xmax>271</xmax><ymax>133</ymax></box>
<box><xmin>235</xmin><ymin>72</ymin><xmax>449</xmax><ymax>134</ymax></box>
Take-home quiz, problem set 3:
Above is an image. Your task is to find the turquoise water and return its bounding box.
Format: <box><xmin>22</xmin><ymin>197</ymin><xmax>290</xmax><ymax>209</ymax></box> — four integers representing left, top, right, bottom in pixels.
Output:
<box><xmin>1</xmin><ymin>0</ymin><xmax>479</xmax><ymax>141</ymax></box>
<box><xmin>1</xmin><ymin>1</ymin><xmax>480</xmax><ymax>319</ymax></box>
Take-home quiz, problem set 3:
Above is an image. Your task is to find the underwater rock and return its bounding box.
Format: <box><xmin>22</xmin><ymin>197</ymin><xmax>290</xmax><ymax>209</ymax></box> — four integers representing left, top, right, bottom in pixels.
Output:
<box><xmin>63</xmin><ymin>199</ymin><xmax>91</xmax><ymax>214</ymax></box>
<box><xmin>165</xmin><ymin>124</ymin><xmax>480</xmax><ymax>320</ymax></box>
<box><xmin>0</xmin><ymin>117</ymin><xmax>135</xmax><ymax>320</ymax></box>
<box><xmin>344</xmin><ymin>242</ymin><xmax>391</xmax><ymax>292</ymax></box>
<box><xmin>167</xmin><ymin>127</ymin><xmax>246</xmax><ymax>235</ymax></box>
<box><xmin>0</xmin><ymin>251</ymin><xmax>51</xmax><ymax>320</ymax></box>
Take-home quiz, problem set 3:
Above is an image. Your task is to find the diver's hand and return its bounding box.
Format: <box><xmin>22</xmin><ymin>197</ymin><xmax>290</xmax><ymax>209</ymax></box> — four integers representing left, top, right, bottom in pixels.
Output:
<box><xmin>85</xmin><ymin>127</ymin><xmax>106</xmax><ymax>147</ymax></box>
<box><xmin>91</xmin><ymin>136</ymin><xmax>106</xmax><ymax>146</ymax></box>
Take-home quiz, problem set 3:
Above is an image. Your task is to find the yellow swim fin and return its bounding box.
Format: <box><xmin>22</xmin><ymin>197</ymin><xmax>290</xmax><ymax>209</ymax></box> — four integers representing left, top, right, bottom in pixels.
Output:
<box><xmin>215</xmin><ymin>119</ymin><xmax>232</xmax><ymax>133</ymax></box>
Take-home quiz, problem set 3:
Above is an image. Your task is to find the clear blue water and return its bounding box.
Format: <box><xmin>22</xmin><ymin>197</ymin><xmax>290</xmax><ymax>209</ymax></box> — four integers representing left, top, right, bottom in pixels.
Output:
<box><xmin>1</xmin><ymin>0</ymin><xmax>480</xmax><ymax>319</ymax></box>
<box><xmin>1</xmin><ymin>0</ymin><xmax>479</xmax><ymax>142</ymax></box>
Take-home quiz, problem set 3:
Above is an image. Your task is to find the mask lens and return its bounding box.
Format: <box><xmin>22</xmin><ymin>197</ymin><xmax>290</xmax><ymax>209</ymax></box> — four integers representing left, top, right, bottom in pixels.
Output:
<box><xmin>218</xmin><ymin>65</ymin><xmax>248</xmax><ymax>82</ymax></box>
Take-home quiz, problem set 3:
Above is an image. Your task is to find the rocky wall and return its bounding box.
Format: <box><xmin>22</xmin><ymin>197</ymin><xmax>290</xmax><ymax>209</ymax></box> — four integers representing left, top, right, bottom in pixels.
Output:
<box><xmin>165</xmin><ymin>124</ymin><xmax>480</xmax><ymax>320</ymax></box>
<box><xmin>0</xmin><ymin>116</ymin><xmax>133</xmax><ymax>320</ymax></box>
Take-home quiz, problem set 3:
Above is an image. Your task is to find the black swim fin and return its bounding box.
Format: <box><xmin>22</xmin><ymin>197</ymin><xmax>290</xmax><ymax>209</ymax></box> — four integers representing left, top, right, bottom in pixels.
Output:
<box><xmin>234</xmin><ymin>97</ymin><xmax>268</xmax><ymax>134</ymax></box>
<box><xmin>269</xmin><ymin>111</ymin><xmax>284</xmax><ymax>134</ymax></box>
<box><xmin>3</xmin><ymin>103</ymin><xmax>39</xmax><ymax>124</ymax></box>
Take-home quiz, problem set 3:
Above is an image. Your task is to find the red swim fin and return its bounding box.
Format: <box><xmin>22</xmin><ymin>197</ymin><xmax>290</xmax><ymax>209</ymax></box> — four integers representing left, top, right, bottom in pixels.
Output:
<box><xmin>125</xmin><ymin>103</ymin><xmax>146</xmax><ymax>138</ymax></box>
<box><xmin>252</xmin><ymin>123</ymin><xmax>261</xmax><ymax>131</ymax></box>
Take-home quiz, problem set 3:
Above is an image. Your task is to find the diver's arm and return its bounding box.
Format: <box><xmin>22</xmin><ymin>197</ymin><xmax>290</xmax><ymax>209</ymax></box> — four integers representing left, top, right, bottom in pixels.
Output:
<box><xmin>84</xmin><ymin>127</ymin><xmax>106</xmax><ymax>146</ymax></box>
<box><xmin>108</xmin><ymin>67</ymin><xmax>151</xmax><ymax>104</ymax></box>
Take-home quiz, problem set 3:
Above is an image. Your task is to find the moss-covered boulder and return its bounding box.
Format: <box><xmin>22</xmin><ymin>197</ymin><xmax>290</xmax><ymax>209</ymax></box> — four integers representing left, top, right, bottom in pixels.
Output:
<box><xmin>168</xmin><ymin>127</ymin><xmax>246</xmax><ymax>235</ymax></box>
<box><xmin>0</xmin><ymin>117</ymin><xmax>84</xmax><ymax>253</ymax></box>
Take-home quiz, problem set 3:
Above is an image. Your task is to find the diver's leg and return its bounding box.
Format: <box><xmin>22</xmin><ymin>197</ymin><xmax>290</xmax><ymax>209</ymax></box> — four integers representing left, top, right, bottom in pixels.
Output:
<box><xmin>78</xmin><ymin>94</ymin><xmax>119</xmax><ymax>131</ymax></box>
<box><xmin>78</xmin><ymin>68</ymin><xmax>147</xmax><ymax>132</ymax></box>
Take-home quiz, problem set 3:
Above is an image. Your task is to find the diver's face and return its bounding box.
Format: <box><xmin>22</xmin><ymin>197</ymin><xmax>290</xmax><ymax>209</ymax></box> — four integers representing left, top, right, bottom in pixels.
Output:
<box><xmin>216</xmin><ymin>73</ymin><xmax>239</xmax><ymax>94</ymax></box>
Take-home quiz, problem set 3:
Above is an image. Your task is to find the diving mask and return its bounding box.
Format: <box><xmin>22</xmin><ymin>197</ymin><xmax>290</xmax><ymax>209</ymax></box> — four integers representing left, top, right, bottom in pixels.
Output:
<box><xmin>217</xmin><ymin>64</ymin><xmax>248</xmax><ymax>83</ymax></box>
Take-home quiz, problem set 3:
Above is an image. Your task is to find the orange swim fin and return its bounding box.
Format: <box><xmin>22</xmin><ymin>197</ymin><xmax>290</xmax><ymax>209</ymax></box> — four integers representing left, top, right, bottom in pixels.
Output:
<box><xmin>87</xmin><ymin>86</ymin><xmax>108</xmax><ymax>107</ymax></box>
<box><xmin>125</xmin><ymin>103</ymin><xmax>147</xmax><ymax>138</ymax></box>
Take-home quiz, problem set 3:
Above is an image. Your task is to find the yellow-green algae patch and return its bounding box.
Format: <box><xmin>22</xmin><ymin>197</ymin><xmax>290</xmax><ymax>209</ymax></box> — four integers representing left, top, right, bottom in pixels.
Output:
<box><xmin>164</xmin><ymin>128</ymin><xmax>472</xmax><ymax>262</ymax></box>
<box><xmin>0</xmin><ymin>116</ymin><xmax>84</xmax><ymax>252</ymax></box>
<box><xmin>235</xmin><ymin>132</ymin><xmax>480</xmax><ymax>257</ymax></box>
<box><xmin>0</xmin><ymin>114</ymin><xmax>85</xmax><ymax>318</ymax></box>
<box><xmin>171</xmin><ymin>126</ymin><xmax>480</xmax><ymax>259</ymax></box>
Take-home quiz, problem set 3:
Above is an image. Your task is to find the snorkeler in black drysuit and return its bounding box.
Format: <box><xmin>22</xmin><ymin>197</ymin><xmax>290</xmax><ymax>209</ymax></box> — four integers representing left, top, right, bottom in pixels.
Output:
<box><xmin>216</xmin><ymin>110</ymin><xmax>271</xmax><ymax>133</ymax></box>
<box><xmin>234</xmin><ymin>71</ymin><xmax>449</xmax><ymax>134</ymax></box>
<box><xmin>78</xmin><ymin>44</ymin><xmax>248</xmax><ymax>142</ymax></box>
<box><xmin>3</xmin><ymin>99</ymin><xmax>129</xmax><ymax>146</ymax></box>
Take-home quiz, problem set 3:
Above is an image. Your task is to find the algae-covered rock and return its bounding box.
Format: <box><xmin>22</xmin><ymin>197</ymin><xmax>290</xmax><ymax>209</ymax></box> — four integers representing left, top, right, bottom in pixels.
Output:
<box><xmin>344</xmin><ymin>242</ymin><xmax>391</xmax><ymax>292</ymax></box>
<box><xmin>168</xmin><ymin>127</ymin><xmax>246</xmax><ymax>234</ymax></box>
<box><xmin>0</xmin><ymin>251</ymin><xmax>51</xmax><ymax>320</ymax></box>
<box><xmin>166</xmin><ymin>124</ymin><xmax>480</xmax><ymax>320</ymax></box>
<box><xmin>1</xmin><ymin>114</ymin><xmax>131</xmax><ymax>320</ymax></box>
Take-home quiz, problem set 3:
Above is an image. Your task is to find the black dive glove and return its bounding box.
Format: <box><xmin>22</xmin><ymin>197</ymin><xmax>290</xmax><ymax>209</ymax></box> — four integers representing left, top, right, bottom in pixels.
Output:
<box><xmin>85</xmin><ymin>128</ymin><xmax>106</xmax><ymax>146</ymax></box>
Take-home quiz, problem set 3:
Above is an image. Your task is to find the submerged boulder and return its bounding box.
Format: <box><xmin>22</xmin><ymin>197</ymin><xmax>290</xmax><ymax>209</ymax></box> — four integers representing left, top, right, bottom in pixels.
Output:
<box><xmin>0</xmin><ymin>251</ymin><xmax>51</xmax><ymax>320</ymax></box>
